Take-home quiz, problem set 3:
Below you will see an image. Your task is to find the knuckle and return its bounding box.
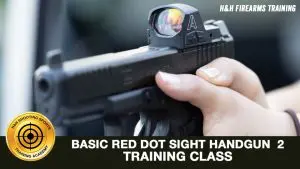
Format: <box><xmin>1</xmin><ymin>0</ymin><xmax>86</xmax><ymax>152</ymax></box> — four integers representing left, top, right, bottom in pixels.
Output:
<box><xmin>248</xmin><ymin>74</ymin><xmax>263</xmax><ymax>99</ymax></box>
<box><xmin>211</xmin><ymin>57</ymin><xmax>264</xmax><ymax>101</ymax></box>
<box><xmin>246</xmin><ymin>68</ymin><xmax>262</xmax><ymax>89</ymax></box>
<box><xmin>219</xmin><ymin>57</ymin><xmax>261</xmax><ymax>89</ymax></box>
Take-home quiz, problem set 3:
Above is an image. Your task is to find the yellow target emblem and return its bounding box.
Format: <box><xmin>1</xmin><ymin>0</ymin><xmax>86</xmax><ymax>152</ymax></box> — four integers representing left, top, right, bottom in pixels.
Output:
<box><xmin>6</xmin><ymin>112</ymin><xmax>55</xmax><ymax>161</ymax></box>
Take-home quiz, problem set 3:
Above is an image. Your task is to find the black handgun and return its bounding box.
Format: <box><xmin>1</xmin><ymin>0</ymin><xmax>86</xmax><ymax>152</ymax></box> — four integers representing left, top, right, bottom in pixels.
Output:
<box><xmin>34</xmin><ymin>3</ymin><xmax>234</xmax><ymax>136</ymax></box>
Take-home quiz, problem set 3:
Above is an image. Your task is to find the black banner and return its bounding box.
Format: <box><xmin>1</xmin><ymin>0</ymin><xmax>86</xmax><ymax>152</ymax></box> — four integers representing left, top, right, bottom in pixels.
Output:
<box><xmin>1</xmin><ymin>137</ymin><xmax>299</xmax><ymax>169</ymax></box>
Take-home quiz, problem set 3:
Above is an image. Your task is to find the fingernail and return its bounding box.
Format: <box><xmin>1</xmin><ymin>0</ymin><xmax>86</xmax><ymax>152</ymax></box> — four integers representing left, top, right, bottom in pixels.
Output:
<box><xmin>158</xmin><ymin>71</ymin><xmax>180</xmax><ymax>87</ymax></box>
<box><xmin>215</xmin><ymin>74</ymin><xmax>229</xmax><ymax>82</ymax></box>
<box><xmin>199</xmin><ymin>67</ymin><xmax>220</xmax><ymax>78</ymax></box>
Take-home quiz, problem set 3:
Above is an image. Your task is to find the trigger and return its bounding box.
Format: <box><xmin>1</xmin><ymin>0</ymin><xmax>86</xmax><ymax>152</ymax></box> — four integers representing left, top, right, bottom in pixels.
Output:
<box><xmin>152</xmin><ymin>120</ymin><xmax>170</xmax><ymax>136</ymax></box>
<box><xmin>133</xmin><ymin>112</ymin><xmax>149</xmax><ymax>136</ymax></box>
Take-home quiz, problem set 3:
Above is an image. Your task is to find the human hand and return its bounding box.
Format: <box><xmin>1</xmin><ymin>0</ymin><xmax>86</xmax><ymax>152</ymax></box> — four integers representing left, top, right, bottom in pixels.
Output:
<box><xmin>155</xmin><ymin>58</ymin><xmax>296</xmax><ymax>136</ymax></box>
<box><xmin>195</xmin><ymin>57</ymin><xmax>268</xmax><ymax>108</ymax></box>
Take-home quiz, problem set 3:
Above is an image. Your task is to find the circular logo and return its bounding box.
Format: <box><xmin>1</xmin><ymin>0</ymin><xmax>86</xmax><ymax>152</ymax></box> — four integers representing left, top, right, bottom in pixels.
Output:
<box><xmin>6</xmin><ymin>112</ymin><xmax>55</xmax><ymax>161</ymax></box>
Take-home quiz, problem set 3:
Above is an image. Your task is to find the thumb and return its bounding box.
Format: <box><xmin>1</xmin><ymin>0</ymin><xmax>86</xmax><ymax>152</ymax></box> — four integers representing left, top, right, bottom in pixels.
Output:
<box><xmin>196</xmin><ymin>57</ymin><xmax>268</xmax><ymax>108</ymax></box>
<box><xmin>155</xmin><ymin>71</ymin><xmax>224</xmax><ymax>113</ymax></box>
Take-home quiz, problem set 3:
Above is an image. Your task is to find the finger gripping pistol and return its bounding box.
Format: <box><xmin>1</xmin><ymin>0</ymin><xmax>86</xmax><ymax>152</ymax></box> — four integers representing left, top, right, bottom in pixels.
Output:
<box><xmin>34</xmin><ymin>3</ymin><xmax>234</xmax><ymax>136</ymax></box>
